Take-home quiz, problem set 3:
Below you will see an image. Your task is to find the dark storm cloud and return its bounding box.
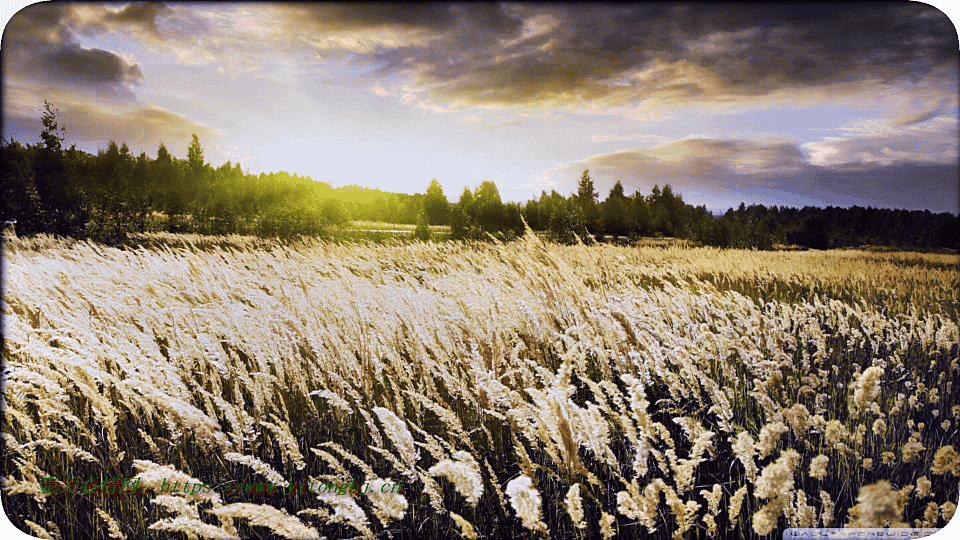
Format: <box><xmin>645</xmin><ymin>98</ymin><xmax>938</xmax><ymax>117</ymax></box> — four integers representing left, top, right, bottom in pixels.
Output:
<box><xmin>285</xmin><ymin>3</ymin><xmax>957</xmax><ymax>108</ymax></box>
<box><xmin>2</xmin><ymin>2</ymin><xmax>74</xmax><ymax>45</ymax></box>
<box><xmin>2</xmin><ymin>3</ymin><xmax>172</xmax><ymax>99</ymax></box>
<box><xmin>276</xmin><ymin>3</ymin><xmax>522</xmax><ymax>35</ymax></box>
<box><xmin>33</xmin><ymin>43</ymin><xmax>144</xmax><ymax>87</ymax></box>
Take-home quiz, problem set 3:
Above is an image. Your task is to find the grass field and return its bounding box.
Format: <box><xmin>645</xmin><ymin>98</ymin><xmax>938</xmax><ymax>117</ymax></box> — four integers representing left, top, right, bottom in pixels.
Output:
<box><xmin>2</xmin><ymin>231</ymin><xmax>958</xmax><ymax>539</ymax></box>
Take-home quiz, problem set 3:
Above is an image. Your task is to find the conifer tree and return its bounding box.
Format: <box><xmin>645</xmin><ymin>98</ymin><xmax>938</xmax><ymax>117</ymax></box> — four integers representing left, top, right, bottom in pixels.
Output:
<box><xmin>575</xmin><ymin>169</ymin><xmax>599</xmax><ymax>233</ymax></box>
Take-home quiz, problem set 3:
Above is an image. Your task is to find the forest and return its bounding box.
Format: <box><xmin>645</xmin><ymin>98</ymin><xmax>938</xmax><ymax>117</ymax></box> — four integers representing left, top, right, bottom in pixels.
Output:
<box><xmin>2</xmin><ymin>103</ymin><xmax>958</xmax><ymax>250</ymax></box>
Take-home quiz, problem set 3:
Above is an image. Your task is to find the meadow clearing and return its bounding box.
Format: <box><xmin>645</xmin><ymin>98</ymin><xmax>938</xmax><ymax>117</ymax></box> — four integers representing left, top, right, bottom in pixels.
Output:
<box><xmin>2</xmin><ymin>231</ymin><xmax>958</xmax><ymax>539</ymax></box>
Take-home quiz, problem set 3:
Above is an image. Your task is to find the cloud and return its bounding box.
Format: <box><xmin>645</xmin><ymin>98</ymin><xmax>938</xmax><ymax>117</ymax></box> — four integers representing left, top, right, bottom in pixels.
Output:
<box><xmin>15</xmin><ymin>4</ymin><xmax>954</xmax><ymax>113</ymax></box>
<box><xmin>538</xmin><ymin>136</ymin><xmax>959</xmax><ymax>213</ymax></box>
<box><xmin>249</xmin><ymin>3</ymin><xmax>523</xmax><ymax>57</ymax></box>
<box><xmin>890</xmin><ymin>109</ymin><xmax>940</xmax><ymax>128</ymax></box>
<box><xmin>803</xmin><ymin>114</ymin><xmax>958</xmax><ymax>168</ymax></box>
<box><xmin>547</xmin><ymin>139</ymin><xmax>807</xmax><ymax>197</ymax></box>
<box><xmin>2</xmin><ymin>3</ymin><xmax>74</xmax><ymax>45</ymax></box>
<box><xmin>627</xmin><ymin>138</ymin><xmax>808</xmax><ymax>175</ymax></box>
<box><xmin>888</xmin><ymin>100</ymin><xmax>955</xmax><ymax>128</ymax></box>
<box><xmin>18</xmin><ymin>4</ymin><xmax>952</xmax><ymax>114</ymax></box>
<box><xmin>1</xmin><ymin>3</ymin><xmax>173</xmax><ymax>100</ymax></box>
<box><xmin>272</xmin><ymin>3</ymin><xmax>522</xmax><ymax>36</ymax></box>
<box><xmin>459</xmin><ymin>114</ymin><xmax>481</xmax><ymax>124</ymax></box>
<box><xmin>98</xmin><ymin>2</ymin><xmax>174</xmax><ymax>42</ymax></box>
<box><xmin>477</xmin><ymin>120</ymin><xmax>524</xmax><ymax>131</ymax></box>
<box><xmin>334</xmin><ymin>4</ymin><xmax>958</xmax><ymax>109</ymax></box>
<box><xmin>591</xmin><ymin>133</ymin><xmax>671</xmax><ymax>144</ymax></box>
<box><xmin>37</xmin><ymin>43</ymin><xmax>143</xmax><ymax>86</ymax></box>
<box><xmin>4</xmin><ymin>3</ymin><xmax>175</xmax><ymax>46</ymax></box>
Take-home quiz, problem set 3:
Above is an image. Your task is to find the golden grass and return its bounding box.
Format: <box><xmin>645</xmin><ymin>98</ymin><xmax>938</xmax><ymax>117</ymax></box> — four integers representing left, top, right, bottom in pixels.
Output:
<box><xmin>2</xmin><ymin>231</ymin><xmax>958</xmax><ymax>538</ymax></box>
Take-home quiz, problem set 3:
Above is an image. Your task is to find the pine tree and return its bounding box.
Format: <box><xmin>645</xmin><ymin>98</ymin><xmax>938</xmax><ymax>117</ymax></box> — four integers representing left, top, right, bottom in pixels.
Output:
<box><xmin>575</xmin><ymin>169</ymin><xmax>599</xmax><ymax>233</ymax></box>
<box><xmin>33</xmin><ymin>101</ymin><xmax>87</xmax><ymax>236</ymax></box>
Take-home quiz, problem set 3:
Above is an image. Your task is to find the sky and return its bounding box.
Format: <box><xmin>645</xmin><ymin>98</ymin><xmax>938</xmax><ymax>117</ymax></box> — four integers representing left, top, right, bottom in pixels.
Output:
<box><xmin>2</xmin><ymin>2</ymin><xmax>959</xmax><ymax>213</ymax></box>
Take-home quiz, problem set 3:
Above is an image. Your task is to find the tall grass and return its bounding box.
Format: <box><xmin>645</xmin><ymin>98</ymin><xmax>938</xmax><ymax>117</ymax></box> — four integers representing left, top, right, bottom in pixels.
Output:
<box><xmin>3</xmin><ymin>231</ymin><xmax>958</xmax><ymax>539</ymax></box>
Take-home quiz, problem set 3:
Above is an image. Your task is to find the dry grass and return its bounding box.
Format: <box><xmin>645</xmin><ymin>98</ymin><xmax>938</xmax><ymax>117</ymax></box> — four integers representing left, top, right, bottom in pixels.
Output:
<box><xmin>3</xmin><ymin>231</ymin><xmax>958</xmax><ymax>539</ymax></box>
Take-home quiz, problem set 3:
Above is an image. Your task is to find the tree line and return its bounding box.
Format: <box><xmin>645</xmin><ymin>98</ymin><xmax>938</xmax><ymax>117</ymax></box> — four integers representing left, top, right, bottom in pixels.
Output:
<box><xmin>3</xmin><ymin>102</ymin><xmax>958</xmax><ymax>250</ymax></box>
<box><xmin>441</xmin><ymin>170</ymin><xmax>959</xmax><ymax>250</ymax></box>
